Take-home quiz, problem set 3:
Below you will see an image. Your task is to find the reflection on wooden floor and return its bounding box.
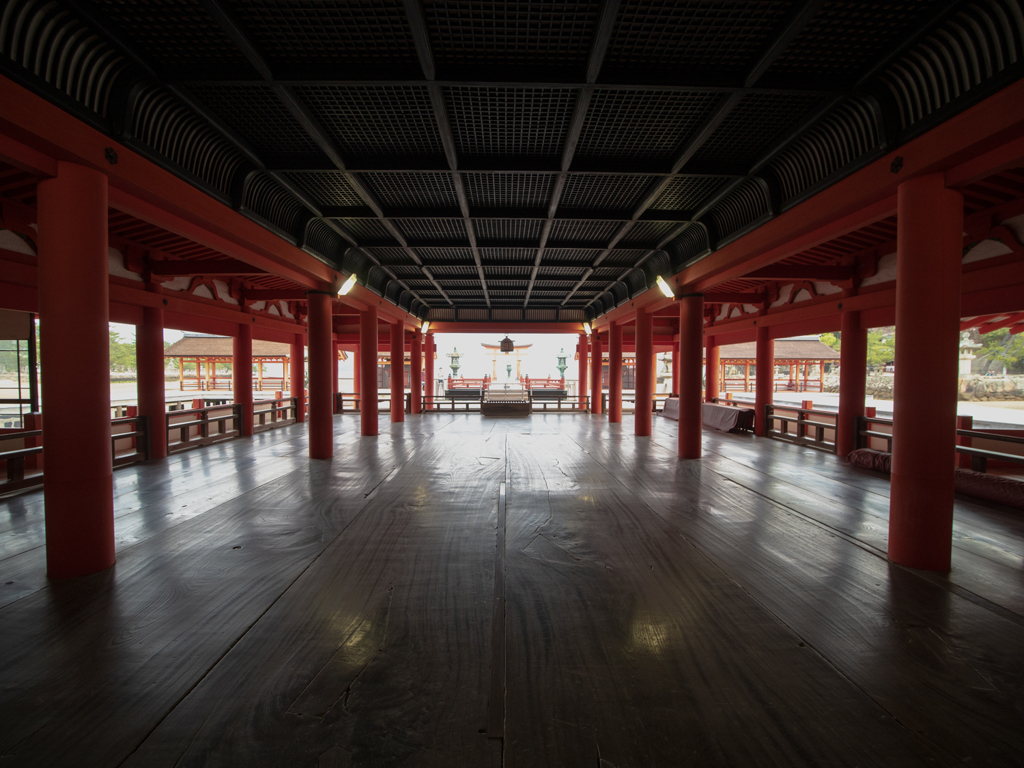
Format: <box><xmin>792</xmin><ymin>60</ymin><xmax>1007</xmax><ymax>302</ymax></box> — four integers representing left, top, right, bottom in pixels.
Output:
<box><xmin>1</xmin><ymin>414</ymin><xmax>1022</xmax><ymax>767</ymax></box>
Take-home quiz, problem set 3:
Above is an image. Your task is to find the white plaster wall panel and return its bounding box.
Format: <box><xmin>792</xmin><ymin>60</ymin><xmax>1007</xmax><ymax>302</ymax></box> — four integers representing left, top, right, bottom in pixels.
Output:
<box><xmin>0</xmin><ymin>229</ymin><xmax>35</xmax><ymax>255</ymax></box>
<box><xmin>861</xmin><ymin>250</ymin><xmax>897</xmax><ymax>287</ymax></box>
<box><xmin>108</xmin><ymin>247</ymin><xmax>143</xmax><ymax>281</ymax></box>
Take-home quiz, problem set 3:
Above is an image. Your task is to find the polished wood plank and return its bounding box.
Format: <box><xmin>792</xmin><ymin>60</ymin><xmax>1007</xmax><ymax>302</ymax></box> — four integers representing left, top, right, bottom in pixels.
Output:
<box><xmin>0</xmin><ymin>412</ymin><xmax>1022</xmax><ymax>766</ymax></box>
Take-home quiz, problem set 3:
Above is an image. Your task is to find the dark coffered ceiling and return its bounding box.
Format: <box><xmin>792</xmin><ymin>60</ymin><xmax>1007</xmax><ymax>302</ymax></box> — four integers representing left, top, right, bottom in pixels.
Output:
<box><xmin>1</xmin><ymin>0</ymin><xmax>1022</xmax><ymax>321</ymax></box>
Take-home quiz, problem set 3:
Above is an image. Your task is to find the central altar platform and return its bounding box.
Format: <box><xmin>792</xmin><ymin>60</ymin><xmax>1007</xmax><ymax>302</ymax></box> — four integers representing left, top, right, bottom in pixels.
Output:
<box><xmin>481</xmin><ymin>385</ymin><xmax>531</xmax><ymax>417</ymax></box>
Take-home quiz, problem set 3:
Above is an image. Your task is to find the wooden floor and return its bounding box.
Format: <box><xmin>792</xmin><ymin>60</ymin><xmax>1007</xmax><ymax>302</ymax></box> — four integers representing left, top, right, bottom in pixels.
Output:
<box><xmin>1</xmin><ymin>413</ymin><xmax>1023</xmax><ymax>767</ymax></box>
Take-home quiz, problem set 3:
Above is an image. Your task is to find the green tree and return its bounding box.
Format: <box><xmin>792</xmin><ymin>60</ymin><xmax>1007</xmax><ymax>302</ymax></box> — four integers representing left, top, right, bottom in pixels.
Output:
<box><xmin>820</xmin><ymin>332</ymin><xmax>841</xmax><ymax>352</ymax></box>
<box><xmin>866</xmin><ymin>329</ymin><xmax>895</xmax><ymax>369</ymax></box>
<box><xmin>978</xmin><ymin>329</ymin><xmax>1024</xmax><ymax>374</ymax></box>
<box><xmin>108</xmin><ymin>329</ymin><xmax>137</xmax><ymax>372</ymax></box>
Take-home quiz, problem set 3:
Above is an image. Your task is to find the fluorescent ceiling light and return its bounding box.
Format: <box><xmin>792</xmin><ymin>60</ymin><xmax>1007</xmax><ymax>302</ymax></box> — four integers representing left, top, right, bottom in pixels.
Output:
<box><xmin>656</xmin><ymin>275</ymin><xmax>674</xmax><ymax>298</ymax></box>
<box><xmin>582</xmin><ymin>322</ymin><xmax>592</xmax><ymax>336</ymax></box>
<box><xmin>338</xmin><ymin>274</ymin><xmax>357</xmax><ymax>295</ymax></box>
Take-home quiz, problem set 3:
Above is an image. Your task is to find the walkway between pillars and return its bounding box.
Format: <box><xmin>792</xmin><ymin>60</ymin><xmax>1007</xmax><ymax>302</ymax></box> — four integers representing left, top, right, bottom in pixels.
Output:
<box><xmin>0</xmin><ymin>415</ymin><xmax>1021</xmax><ymax>766</ymax></box>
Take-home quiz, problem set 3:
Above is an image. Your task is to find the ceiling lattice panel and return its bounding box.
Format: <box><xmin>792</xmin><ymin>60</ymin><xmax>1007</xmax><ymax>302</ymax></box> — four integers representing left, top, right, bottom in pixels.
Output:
<box><xmin>575</xmin><ymin>91</ymin><xmax>722</xmax><ymax>162</ymax></box>
<box><xmin>604</xmin><ymin>0</ymin><xmax>794</xmax><ymax>75</ymax></box>
<box><xmin>423</xmin><ymin>1</ymin><xmax>598</xmax><ymax>68</ymax></box>
<box><xmin>9</xmin><ymin>0</ymin><xmax>1007</xmax><ymax>319</ymax></box>
<box><xmin>462</xmin><ymin>173</ymin><xmax>556</xmax><ymax>208</ymax></box>
<box><xmin>297</xmin><ymin>86</ymin><xmax>446</xmax><ymax>162</ymax></box>
<box><xmin>445</xmin><ymin>87</ymin><xmax>577</xmax><ymax>157</ymax></box>
<box><xmin>230</xmin><ymin>0</ymin><xmax>420</xmax><ymax>68</ymax></box>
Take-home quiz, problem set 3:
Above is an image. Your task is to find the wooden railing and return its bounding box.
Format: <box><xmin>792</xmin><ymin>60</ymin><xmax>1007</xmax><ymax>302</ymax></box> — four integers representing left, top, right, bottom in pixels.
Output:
<box><xmin>253</xmin><ymin>397</ymin><xmax>299</xmax><ymax>433</ymax></box>
<box><xmin>856</xmin><ymin>415</ymin><xmax>1024</xmax><ymax>474</ymax></box>
<box><xmin>766</xmin><ymin>404</ymin><xmax>837</xmax><ymax>453</ymax></box>
<box><xmin>530</xmin><ymin>395</ymin><xmax>588</xmax><ymax>413</ymax></box>
<box><xmin>601</xmin><ymin>393</ymin><xmax>673</xmax><ymax>413</ymax></box>
<box><xmin>166</xmin><ymin>403</ymin><xmax>241</xmax><ymax>454</ymax></box>
<box><xmin>856</xmin><ymin>414</ymin><xmax>893</xmax><ymax>453</ymax></box>
<box><xmin>1</xmin><ymin>415</ymin><xmax>150</xmax><ymax>494</ymax></box>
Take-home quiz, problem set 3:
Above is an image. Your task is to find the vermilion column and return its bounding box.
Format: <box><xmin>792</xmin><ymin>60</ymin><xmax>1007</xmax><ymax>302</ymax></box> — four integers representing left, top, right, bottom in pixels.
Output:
<box><xmin>291</xmin><ymin>333</ymin><xmax>305</xmax><ymax>423</ymax></box>
<box><xmin>678</xmin><ymin>294</ymin><xmax>704</xmax><ymax>459</ymax></box>
<box><xmin>755</xmin><ymin>325</ymin><xmax>774</xmax><ymax>436</ymax></box>
<box><xmin>889</xmin><ymin>174</ymin><xmax>963</xmax><ymax>571</ymax></box>
<box><xmin>307</xmin><ymin>291</ymin><xmax>334</xmax><ymax>458</ymax></box>
<box><xmin>411</xmin><ymin>329</ymin><xmax>422</xmax><ymax>414</ymax></box>
<box><xmin>332</xmin><ymin>340</ymin><xmax>340</xmax><ymax>414</ymax></box>
<box><xmin>635</xmin><ymin>308</ymin><xmax>653</xmax><ymax>436</ymax></box>
<box><xmin>590</xmin><ymin>331</ymin><xmax>603</xmax><ymax>415</ymax></box>
<box><xmin>424</xmin><ymin>333</ymin><xmax>435</xmax><ymax>410</ymax></box>
<box><xmin>37</xmin><ymin>162</ymin><xmax>114</xmax><ymax>578</ymax></box>
<box><xmin>705</xmin><ymin>336</ymin><xmax>720</xmax><ymax>402</ymax></box>
<box><xmin>837</xmin><ymin>291</ymin><xmax>867</xmax><ymax>457</ymax></box>
<box><xmin>578</xmin><ymin>333</ymin><xmax>589</xmax><ymax>409</ymax></box>
<box><xmin>608</xmin><ymin>323</ymin><xmax>623</xmax><ymax>423</ymax></box>
<box><xmin>390</xmin><ymin>322</ymin><xmax>405</xmax><ymax>423</ymax></box>
<box><xmin>234</xmin><ymin>323</ymin><xmax>254</xmax><ymax>437</ymax></box>
<box><xmin>137</xmin><ymin>302</ymin><xmax>167</xmax><ymax>460</ymax></box>
<box><xmin>360</xmin><ymin>307</ymin><xmax>379</xmax><ymax>435</ymax></box>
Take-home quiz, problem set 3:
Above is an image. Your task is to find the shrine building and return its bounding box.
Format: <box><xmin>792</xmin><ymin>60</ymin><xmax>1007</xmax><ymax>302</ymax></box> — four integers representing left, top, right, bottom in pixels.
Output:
<box><xmin>1</xmin><ymin>1</ymin><xmax>1024</xmax><ymax>765</ymax></box>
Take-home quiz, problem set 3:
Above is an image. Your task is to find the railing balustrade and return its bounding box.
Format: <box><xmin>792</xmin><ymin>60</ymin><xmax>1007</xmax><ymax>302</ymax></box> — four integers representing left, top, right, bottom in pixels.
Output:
<box><xmin>1</xmin><ymin>415</ymin><xmax>150</xmax><ymax>493</ymax></box>
<box><xmin>766</xmin><ymin>404</ymin><xmax>837</xmax><ymax>453</ymax></box>
<box><xmin>855</xmin><ymin>415</ymin><xmax>1024</xmax><ymax>473</ymax></box>
<box><xmin>253</xmin><ymin>397</ymin><xmax>299</xmax><ymax>433</ymax></box>
<box><xmin>166</xmin><ymin>403</ymin><xmax>241</xmax><ymax>454</ymax></box>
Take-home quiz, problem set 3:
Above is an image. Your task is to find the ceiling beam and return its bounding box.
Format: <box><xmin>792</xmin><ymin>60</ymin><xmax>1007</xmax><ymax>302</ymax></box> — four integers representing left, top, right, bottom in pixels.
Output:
<box><xmin>745</xmin><ymin>265</ymin><xmax>854</xmax><ymax>280</ymax></box>
<box><xmin>577</xmin><ymin>2</ymin><xmax>828</xmax><ymax>313</ymax></box>
<box><xmin>171</xmin><ymin>76</ymin><xmax>839</xmax><ymax>97</ymax></box>
<box><xmin>704</xmin><ymin>292</ymin><xmax>767</xmax><ymax>304</ymax></box>
<box><xmin>978</xmin><ymin>312</ymin><xmax>1024</xmax><ymax>334</ymax></box>
<box><xmin>244</xmin><ymin>289</ymin><xmax>309</xmax><ymax>301</ymax></box>
<box><xmin>148</xmin><ymin>259</ymin><xmax>266</xmax><ymax>276</ymax></box>
<box><xmin>402</xmin><ymin>0</ymin><xmax>490</xmax><ymax>308</ymax></box>
<box><xmin>194</xmin><ymin>0</ymin><xmax>443</xmax><ymax>310</ymax></box>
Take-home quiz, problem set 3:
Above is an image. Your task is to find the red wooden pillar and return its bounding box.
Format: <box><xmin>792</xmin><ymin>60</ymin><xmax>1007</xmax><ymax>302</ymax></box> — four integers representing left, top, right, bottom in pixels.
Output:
<box><xmin>37</xmin><ymin>162</ymin><xmax>113</xmax><ymax>578</ymax></box>
<box><xmin>424</xmin><ymin>333</ymin><xmax>435</xmax><ymax>410</ymax></box>
<box><xmin>307</xmin><ymin>291</ymin><xmax>334</xmax><ymax>458</ymax></box>
<box><xmin>390</xmin><ymin>322</ymin><xmax>405</xmax><ymax>423</ymax></box>
<box><xmin>678</xmin><ymin>294</ymin><xmax>704</xmax><ymax>459</ymax></box>
<box><xmin>578</xmin><ymin>333</ymin><xmax>589</xmax><ymax>409</ymax></box>
<box><xmin>705</xmin><ymin>336</ymin><xmax>720</xmax><ymax>402</ymax></box>
<box><xmin>411</xmin><ymin>329</ymin><xmax>422</xmax><ymax>414</ymax></box>
<box><xmin>889</xmin><ymin>174</ymin><xmax>963</xmax><ymax>571</ymax></box>
<box><xmin>635</xmin><ymin>308</ymin><xmax>653</xmax><ymax>436</ymax></box>
<box><xmin>754</xmin><ymin>325</ymin><xmax>774</xmax><ymax>436</ymax></box>
<box><xmin>837</xmin><ymin>293</ymin><xmax>867</xmax><ymax>457</ymax></box>
<box><xmin>590</xmin><ymin>332</ymin><xmax>603</xmax><ymax>415</ymax></box>
<box><xmin>608</xmin><ymin>324</ymin><xmax>623</xmax><ymax>423</ymax></box>
<box><xmin>234</xmin><ymin>323</ymin><xmax>254</xmax><ymax>437</ymax></box>
<box><xmin>291</xmin><ymin>334</ymin><xmax>305</xmax><ymax>423</ymax></box>
<box><xmin>360</xmin><ymin>307</ymin><xmax>379</xmax><ymax>435</ymax></box>
<box><xmin>332</xmin><ymin>340</ymin><xmax>340</xmax><ymax>414</ymax></box>
<box><xmin>137</xmin><ymin>302</ymin><xmax>167</xmax><ymax>460</ymax></box>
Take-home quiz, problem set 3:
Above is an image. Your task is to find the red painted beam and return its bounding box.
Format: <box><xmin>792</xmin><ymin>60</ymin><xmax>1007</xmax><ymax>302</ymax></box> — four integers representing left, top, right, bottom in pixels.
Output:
<box><xmin>744</xmin><ymin>265</ymin><xmax>854</xmax><ymax>281</ymax></box>
<box><xmin>149</xmin><ymin>259</ymin><xmax>266</xmax><ymax>276</ymax></box>
<box><xmin>427</xmin><ymin>321</ymin><xmax>584</xmax><ymax>334</ymax></box>
<box><xmin>703</xmin><ymin>292</ymin><xmax>765</xmax><ymax>304</ymax></box>
<box><xmin>0</xmin><ymin>75</ymin><xmax>338</xmax><ymax>291</ymax></box>
<box><xmin>245</xmin><ymin>289</ymin><xmax>309</xmax><ymax>301</ymax></box>
<box><xmin>978</xmin><ymin>312</ymin><xmax>1024</xmax><ymax>334</ymax></box>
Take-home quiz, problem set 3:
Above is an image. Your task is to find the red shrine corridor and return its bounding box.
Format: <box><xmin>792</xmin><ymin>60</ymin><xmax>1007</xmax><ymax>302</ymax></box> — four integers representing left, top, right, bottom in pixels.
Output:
<box><xmin>1</xmin><ymin>414</ymin><xmax>1023</xmax><ymax>767</ymax></box>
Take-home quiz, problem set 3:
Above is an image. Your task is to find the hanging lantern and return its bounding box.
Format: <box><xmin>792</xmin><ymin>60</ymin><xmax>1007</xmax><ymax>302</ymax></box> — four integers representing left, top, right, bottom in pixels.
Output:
<box><xmin>499</xmin><ymin>335</ymin><xmax>514</xmax><ymax>353</ymax></box>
